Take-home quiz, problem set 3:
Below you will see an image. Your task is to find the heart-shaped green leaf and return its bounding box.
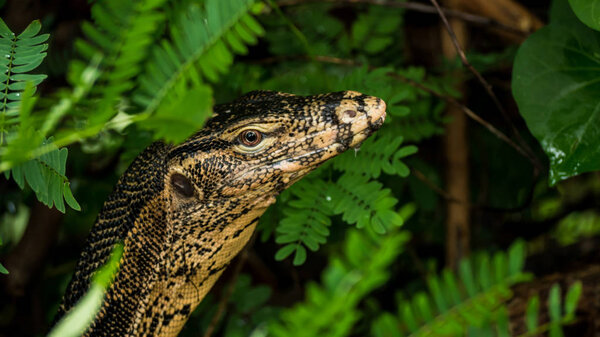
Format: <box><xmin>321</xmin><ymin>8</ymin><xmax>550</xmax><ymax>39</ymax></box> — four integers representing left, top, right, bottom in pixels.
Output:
<box><xmin>569</xmin><ymin>0</ymin><xmax>600</xmax><ymax>31</ymax></box>
<box><xmin>513</xmin><ymin>12</ymin><xmax>600</xmax><ymax>185</ymax></box>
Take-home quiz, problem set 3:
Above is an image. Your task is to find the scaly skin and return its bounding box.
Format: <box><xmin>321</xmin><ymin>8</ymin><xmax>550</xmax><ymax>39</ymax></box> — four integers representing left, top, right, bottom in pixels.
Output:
<box><xmin>55</xmin><ymin>90</ymin><xmax>386</xmax><ymax>336</ymax></box>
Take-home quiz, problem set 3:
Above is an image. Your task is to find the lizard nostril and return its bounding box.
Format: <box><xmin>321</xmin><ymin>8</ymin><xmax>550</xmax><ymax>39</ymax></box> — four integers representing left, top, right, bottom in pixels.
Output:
<box><xmin>344</xmin><ymin>110</ymin><xmax>357</xmax><ymax>118</ymax></box>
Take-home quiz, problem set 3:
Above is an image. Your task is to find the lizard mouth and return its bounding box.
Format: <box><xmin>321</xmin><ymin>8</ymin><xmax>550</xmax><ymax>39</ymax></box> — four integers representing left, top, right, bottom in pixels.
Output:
<box><xmin>273</xmin><ymin>101</ymin><xmax>387</xmax><ymax>175</ymax></box>
<box><xmin>346</xmin><ymin>114</ymin><xmax>386</xmax><ymax>149</ymax></box>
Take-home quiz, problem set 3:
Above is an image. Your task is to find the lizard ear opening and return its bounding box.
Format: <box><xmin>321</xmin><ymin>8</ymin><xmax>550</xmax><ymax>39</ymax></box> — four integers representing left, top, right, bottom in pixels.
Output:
<box><xmin>171</xmin><ymin>173</ymin><xmax>194</xmax><ymax>198</ymax></box>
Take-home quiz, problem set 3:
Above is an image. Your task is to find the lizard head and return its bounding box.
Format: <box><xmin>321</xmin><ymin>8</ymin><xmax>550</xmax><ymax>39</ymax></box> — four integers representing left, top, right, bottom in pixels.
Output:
<box><xmin>166</xmin><ymin>90</ymin><xmax>386</xmax><ymax>212</ymax></box>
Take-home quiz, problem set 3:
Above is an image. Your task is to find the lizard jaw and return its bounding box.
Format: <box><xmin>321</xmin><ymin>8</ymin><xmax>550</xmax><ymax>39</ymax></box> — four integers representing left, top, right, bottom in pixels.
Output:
<box><xmin>272</xmin><ymin>101</ymin><xmax>387</xmax><ymax>174</ymax></box>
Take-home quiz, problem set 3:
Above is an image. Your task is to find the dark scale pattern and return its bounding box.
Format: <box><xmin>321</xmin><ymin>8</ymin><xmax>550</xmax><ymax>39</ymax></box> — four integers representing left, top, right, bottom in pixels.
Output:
<box><xmin>55</xmin><ymin>90</ymin><xmax>386</xmax><ymax>337</ymax></box>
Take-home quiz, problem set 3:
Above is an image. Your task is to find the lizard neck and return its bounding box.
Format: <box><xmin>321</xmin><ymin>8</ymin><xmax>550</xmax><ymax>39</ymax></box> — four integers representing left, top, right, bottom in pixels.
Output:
<box><xmin>88</xmin><ymin>196</ymin><xmax>264</xmax><ymax>337</ymax></box>
<box><xmin>126</xmin><ymin>204</ymin><xmax>263</xmax><ymax>337</ymax></box>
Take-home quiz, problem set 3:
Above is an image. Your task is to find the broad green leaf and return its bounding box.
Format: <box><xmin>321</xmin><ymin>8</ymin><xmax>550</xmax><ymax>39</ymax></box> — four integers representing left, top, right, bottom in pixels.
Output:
<box><xmin>569</xmin><ymin>0</ymin><xmax>600</xmax><ymax>31</ymax></box>
<box><xmin>0</xmin><ymin>262</ymin><xmax>8</xmax><ymax>274</ymax></box>
<box><xmin>550</xmin><ymin>0</ymin><xmax>578</xmax><ymax>22</ymax></box>
<box><xmin>512</xmin><ymin>16</ymin><xmax>600</xmax><ymax>184</ymax></box>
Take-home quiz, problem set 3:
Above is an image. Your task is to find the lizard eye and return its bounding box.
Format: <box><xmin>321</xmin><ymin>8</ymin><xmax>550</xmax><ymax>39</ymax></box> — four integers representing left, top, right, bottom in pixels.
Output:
<box><xmin>238</xmin><ymin>129</ymin><xmax>262</xmax><ymax>147</ymax></box>
<box><xmin>171</xmin><ymin>173</ymin><xmax>194</xmax><ymax>198</ymax></box>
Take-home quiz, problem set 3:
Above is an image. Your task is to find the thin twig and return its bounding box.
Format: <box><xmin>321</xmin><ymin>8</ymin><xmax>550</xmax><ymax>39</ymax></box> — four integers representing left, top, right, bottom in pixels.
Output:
<box><xmin>276</xmin><ymin>0</ymin><xmax>529</xmax><ymax>35</ymax></box>
<box><xmin>202</xmin><ymin>249</ymin><xmax>249</xmax><ymax>337</ymax></box>
<box><xmin>429</xmin><ymin>0</ymin><xmax>542</xmax><ymax>172</ymax></box>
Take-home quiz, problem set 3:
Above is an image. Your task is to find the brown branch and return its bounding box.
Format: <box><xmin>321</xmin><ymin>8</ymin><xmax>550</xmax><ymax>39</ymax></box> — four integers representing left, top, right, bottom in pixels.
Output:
<box><xmin>276</xmin><ymin>0</ymin><xmax>529</xmax><ymax>36</ymax></box>
<box><xmin>429</xmin><ymin>0</ymin><xmax>542</xmax><ymax>173</ymax></box>
<box><xmin>440</xmin><ymin>7</ymin><xmax>470</xmax><ymax>268</ymax></box>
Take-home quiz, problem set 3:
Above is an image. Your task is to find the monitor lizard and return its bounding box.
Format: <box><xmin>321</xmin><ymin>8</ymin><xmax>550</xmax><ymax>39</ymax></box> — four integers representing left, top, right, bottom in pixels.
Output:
<box><xmin>54</xmin><ymin>90</ymin><xmax>387</xmax><ymax>336</ymax></box>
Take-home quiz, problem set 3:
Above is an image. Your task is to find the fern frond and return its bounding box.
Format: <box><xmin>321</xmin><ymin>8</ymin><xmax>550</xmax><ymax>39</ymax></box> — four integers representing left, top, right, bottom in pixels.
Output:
<box><xmin>552</xmin><ymin>210</ymin><xmax>600</xmax><ymax>245</ymax></box>
<box><xmin>274</xmin><ymin>168</ymin><xmax>411</xmax><ymax>265</ymax></box>
<box><xmin>394</xmin><ymin>97</ymin><xmax>447</xmax><ymax>142</ymax></box>
<box><xmin>4</xmin><ymin>137</ymin><xmax>80</xmax><ymax>213</ymax></box>
<box><xmin>134</xmin><ymin>0</ymin><xmax>264</xmax><ymax>113</ymax></box>
<box><xmin>516</xmin><ymin>281</ymin><xmax>583</xmax><ymax>337</ymax></box>
<box><xmin>333</xmin><ymin>133</ymin><xmax>417</xmax><ymax>178</ymax></box>
<box><xmin>350</xmin><ymin>5</ymin><xmax>402</xmax><ymax>54</ymax></box>
<box><xmin>329</xmin><ymin>173</ymin><xmax>405</xmax><ymax>234</ymax></box>
<box><xmin>0</xmin><ymin>19</ymin><xmax>48</xmax><ymax>133</ymax></box>
<box><xmin>371</xmin><ymin>240</ymin><xmax>533</xmax><ymax>337</ymax></box>
<box><xmin>269</xmin><ymin>228</ymin><xmax>411</xmax><ymax>337</ymax></box>
<box><xmin>274</xmin><ymin>178</ymin><xmax>334</xmax><ymax>265</ymax></box>
<box><xmin>0</xmin><ymin>56</ymin><xmax>101</xmax><ymax>175</ymax></box>
<box><xmin>388</xmin><ymin>67</ymin><xmax>450</xmax><ymax>142</ymax></box>
<box><xmin>0</xmin><ymin>78</ymin><xmax>85</xmax><ymax>212</ymax></box>
<box><xmin>75</xmin><ymin>0</ymin><xmax>167</xmax><ymax>122</ymax></box>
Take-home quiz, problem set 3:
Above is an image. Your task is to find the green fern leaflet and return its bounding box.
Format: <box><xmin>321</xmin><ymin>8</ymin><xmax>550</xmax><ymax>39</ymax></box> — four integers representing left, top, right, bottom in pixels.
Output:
<box><xmin>134</xmin><ymin>0</ymin><xmax>265</xmax><ymax>112</ymax></box>
<box><xmin>0</xmin><ymin>18</ymin><xmax>48</xmax><ymax>141</ymax></box>
<box><xmin>0</xmin><ymin>19</ymin><xmax>79</xmax><ymax>213</ymax></box>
